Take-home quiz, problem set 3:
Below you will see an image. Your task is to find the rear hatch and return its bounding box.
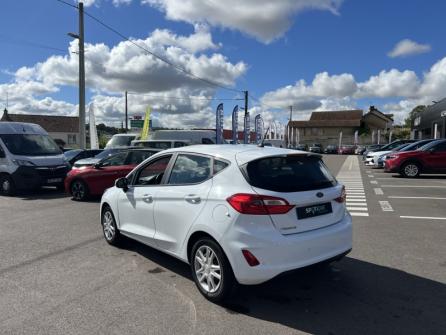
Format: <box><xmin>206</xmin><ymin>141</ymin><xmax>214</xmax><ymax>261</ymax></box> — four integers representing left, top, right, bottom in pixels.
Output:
<box><xmin>238</xmin><ymin>153</ymin><xmax>345</xmax><ymax>235</ymax></box>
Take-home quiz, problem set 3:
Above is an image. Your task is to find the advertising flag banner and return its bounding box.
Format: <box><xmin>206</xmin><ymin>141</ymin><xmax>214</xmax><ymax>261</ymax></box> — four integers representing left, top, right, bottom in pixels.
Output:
<box><xmin>216</xmin><ymin>103</ymin><xmax>224</xmax><ymax>144</ymax></box>
<box><xmin>140</xmin><ymin>106</ymin><xmax>151</xmax><ymax>140</ymax></box>
<box><xmin>89</xmin><ymin>103</ymin><xmax>99</xmax><ymax>149</ymax></box>
<box><xmin>243</xmin><ymin>111</ymin><xmax>250</xmax><ymax>144</ymax></box>
<box><xmin>231</xmin><ymin>105</ymin><xmax>238</xmax><ymax>144</ymax></box>
<box><xmin>354</xmin><ymin>130</ymin><xmax>359</xmax><ymax>145</ymax></box>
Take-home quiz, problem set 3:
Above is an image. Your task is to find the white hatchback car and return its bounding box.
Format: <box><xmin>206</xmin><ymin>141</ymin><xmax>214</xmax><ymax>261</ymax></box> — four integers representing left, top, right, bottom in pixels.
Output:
<box><xmin>100</xmin><ymin>145</ymin><xmax>352</xmax><ymax>302</ymax></box>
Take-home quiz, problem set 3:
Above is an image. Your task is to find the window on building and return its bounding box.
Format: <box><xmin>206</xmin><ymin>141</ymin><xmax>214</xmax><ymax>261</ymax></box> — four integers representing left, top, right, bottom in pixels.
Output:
<box><xmin>68</xmin><ymin>134</ymin><xmax>77</xmax><ymax>144</ymax></box>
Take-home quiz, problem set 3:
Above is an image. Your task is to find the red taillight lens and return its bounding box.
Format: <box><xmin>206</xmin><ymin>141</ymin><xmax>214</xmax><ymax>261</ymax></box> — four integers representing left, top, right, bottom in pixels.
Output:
<box><xmin>335</xmin><ymin>185</ymin><xmax>346</xmax><ymax>203</ymax></box>
<box><xmin>227</xmin><ymin>193</ymin><xmax>294</xmax><ymax>215</ymax></box>
<box><xmin>242</xmin><ymin>250</ymin><xmax>260</xmax><ymax>266</ymax></box>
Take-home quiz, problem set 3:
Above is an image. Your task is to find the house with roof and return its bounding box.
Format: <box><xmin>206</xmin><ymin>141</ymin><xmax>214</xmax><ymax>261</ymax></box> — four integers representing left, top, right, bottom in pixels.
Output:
<box><xmin>1</xmin><ymin>109</ymin><xmax>80</xmax><ymax>148</ymax></box>
<box><xmin>287</xmin><ymin>106</ymin><xmax>393</xmax><ymax>147</ymax></box>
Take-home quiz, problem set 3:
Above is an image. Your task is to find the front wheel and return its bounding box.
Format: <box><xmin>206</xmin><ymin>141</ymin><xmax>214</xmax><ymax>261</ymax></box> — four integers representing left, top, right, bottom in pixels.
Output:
<box><xmin>400</xmin><ymin>162</ymin><xmax>421</xmax><ymax>178</ymax></box>
<box><xmin>0</xmin><ymin>175</ymin><xmax>15</xmax><ymax>196</ymax></box>
<box><xmin>70</xmin><ymin>179</ymin><xmax>89</xmax><ymax>201</ymax></box>
<box><xmin>101</xmin><ymin>205</ymin><xmax>122</xmax><ymax>246</ymax></box>
<box><xmin>190</xmin><ymin>238</ymin><xmax>236</xmax><ymax>303</ymax></box>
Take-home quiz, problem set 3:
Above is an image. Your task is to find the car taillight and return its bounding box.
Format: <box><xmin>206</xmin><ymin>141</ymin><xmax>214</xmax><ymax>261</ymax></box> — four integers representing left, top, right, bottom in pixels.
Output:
<box><xmin>335</xmin><ymin>186</ymin><xmax>346</xmax><ymax>203</ymax></box>
<box><xmin>226</xmin><ymin>193</ymin><xmax>294</xmax><ymax>215</ymax></box>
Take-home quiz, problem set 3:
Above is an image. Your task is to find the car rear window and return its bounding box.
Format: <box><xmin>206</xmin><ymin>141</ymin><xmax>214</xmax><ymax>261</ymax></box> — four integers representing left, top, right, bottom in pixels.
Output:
<box><xmin>243</xmin><ymin>155</ymin><xmax>336</xmax><ymax>192</ymax></box>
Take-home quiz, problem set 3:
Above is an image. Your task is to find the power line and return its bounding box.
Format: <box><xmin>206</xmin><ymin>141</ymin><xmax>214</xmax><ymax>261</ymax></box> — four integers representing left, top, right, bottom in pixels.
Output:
<box><xmin>0</xmin><ymin>33</ymin><xmax>68</xmax><ymax>53</ymax></box>
<box><xmin>56</xmin><ymin>6</ymin><xmax>243</xmax><ymax>93</ymax></box>
<box><xmin>126</xmin><ymin>92</ymin><xmax>244</xmax><ymax>101</ymax></box>
<box><xmin>55</xmin><ymin>0</ymin><xmax>78</xmax><ymax>9</ymax></box>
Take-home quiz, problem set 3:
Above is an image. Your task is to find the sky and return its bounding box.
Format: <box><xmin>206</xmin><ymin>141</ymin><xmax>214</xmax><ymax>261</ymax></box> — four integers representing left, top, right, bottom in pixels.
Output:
<box><xmin>0</xmin><ymin>0</ymin><xmax>445</xmax><ymax>129</ymax></box>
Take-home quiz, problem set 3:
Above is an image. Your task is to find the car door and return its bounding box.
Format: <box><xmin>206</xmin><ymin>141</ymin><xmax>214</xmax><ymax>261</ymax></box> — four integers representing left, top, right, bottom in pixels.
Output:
<box><xmin>91</xmin><ymin>152</ymin><xmax>129</xmax><ymax>193</ymax></box>
<box><xmin>153</xmin><ymin>153</ymin><xmax>213</xmax><ymax>254</ymax></box>
<box><xmin>116</xmin><ymin>155</ymin><xmax>173</xmax><ymax>246</ymax></box>
<box><xmin>424</xmin><ymin>142</ymin><xmax>446</xmax><ymax>172</ymax></box>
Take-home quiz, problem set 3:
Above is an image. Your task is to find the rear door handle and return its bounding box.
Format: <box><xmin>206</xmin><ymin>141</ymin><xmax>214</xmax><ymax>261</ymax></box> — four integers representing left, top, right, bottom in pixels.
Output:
<box><xmin>142</xmin><ymin>194</ymin><xmax>153</xmax><ymax>203</ymax></box>
<box><xmin>185</xmin><ymin>194</ymin><xmax>201</xmax><ymax>204</ymax></box>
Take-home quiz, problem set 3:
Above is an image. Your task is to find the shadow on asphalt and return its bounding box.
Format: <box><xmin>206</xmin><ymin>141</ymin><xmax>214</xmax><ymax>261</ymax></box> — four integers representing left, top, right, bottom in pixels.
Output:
<box><xmin>387</xmin><ymin>174</ymin><xmax>446</xmax><ymax>179</ymax></box>
<box><xmin>15</xmin><ymin>187</ymin><xmax>69</xmax><ymax>200</ymax></box>
<box><xmin>119</xmin><ymin>238</ymin><xmax>446</xmax><ymax>335</ymax></box>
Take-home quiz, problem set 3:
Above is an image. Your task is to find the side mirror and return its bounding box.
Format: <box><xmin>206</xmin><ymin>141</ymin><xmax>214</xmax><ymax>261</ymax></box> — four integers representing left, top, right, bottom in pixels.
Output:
<box><xmin>428</xmin><ymin>148</ymin><xmax>436</xmax><ymax>154</ymax></box>
<box><xmin>115</xmin><ymin>177</ymin><xmax>129</xmax><ymax>191</ymax></box>
<box><xmin>94</xmin><ymin>162</ymin><xmax>102</xmax><ymax>169</ymax></box>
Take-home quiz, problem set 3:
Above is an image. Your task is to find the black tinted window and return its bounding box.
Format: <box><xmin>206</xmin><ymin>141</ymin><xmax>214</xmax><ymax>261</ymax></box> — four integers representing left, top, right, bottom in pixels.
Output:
<box><xmin>433</xmin><ymin>141</ymin><xmax>446</xmax><ymax>152</ymax></box>
<box><xmin>126</xmin><ymin>151</ymin><xmax>155</xmax><ymax>165</ymax></box>
<box><xmin>168</xmin><ymin>154</ymin><xmax>211</xmax><ymax>185</ymax></box>
<box><xmin>101</xmin><ymin>152</ymin><xmax>127</xmax><ymax>166</ymax></box>
<box><xmin>202</xmin><ymin>138</ymin><xmax>214</xmax><ymax>144</ymax></box>
<box><xmin>174</xmin><ymin>141</ymin><xmax>188</xmax><ymax>148</ymax></box>
<box><xmin>135</xmin><ymin>156</ymin><xmax>172</xmax><ymax>185</ymax></box>
<box><xmin>244</xmin><ymin>156</ymin><xmax>336</xmax><ymax>192</ymax></box>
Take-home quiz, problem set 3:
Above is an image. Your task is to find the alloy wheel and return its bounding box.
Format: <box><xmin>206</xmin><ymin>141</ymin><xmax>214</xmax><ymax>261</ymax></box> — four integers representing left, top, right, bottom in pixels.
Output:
<box><xmin>404</xmin><ymin>164</ymin><xmax>419</xmax><ymax>177</ymax></box>
<box><xmin>71</xmin><ymin>181</ymin><xmax>85</xmax><ymax>200</ymax></box>
<box><xmin>102</xmin><ymin>210</ymin><xmax>116</xmax><ymax>241</ymax></box>
<box><xmin>194</xmin><ymin>245</ymin><xmax>222</xmax><ymax>293</ymax></box>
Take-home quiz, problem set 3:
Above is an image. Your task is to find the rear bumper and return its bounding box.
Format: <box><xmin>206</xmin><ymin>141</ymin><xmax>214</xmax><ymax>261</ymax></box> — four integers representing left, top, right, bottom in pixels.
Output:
<box><xmin>222</xmin><ymin>212</ymin><xmax>353</xmax><ymax>285</ymax></box>
<box><xmin>11</xmin><ymin>165</ymin><xmax>69</xmax><ymax>190</ymax></box>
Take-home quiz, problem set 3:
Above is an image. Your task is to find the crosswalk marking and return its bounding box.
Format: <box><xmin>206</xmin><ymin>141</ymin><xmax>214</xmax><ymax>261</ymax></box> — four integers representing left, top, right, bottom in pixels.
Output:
<box><xmin>337</xmin><ymin>156</ymin><xmax>369</xmax><ymax>217</ymax></box>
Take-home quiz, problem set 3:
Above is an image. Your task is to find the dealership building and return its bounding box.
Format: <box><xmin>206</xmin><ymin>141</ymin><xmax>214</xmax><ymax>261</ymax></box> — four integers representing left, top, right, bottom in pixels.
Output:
<box><xmin>412</xmin><ymin>98</ymin><xmax>446</xmax><ymax>139</ymax></box>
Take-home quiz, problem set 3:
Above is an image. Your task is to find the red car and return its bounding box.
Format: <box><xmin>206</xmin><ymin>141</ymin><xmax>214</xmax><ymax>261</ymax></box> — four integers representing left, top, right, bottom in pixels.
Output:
<box><xmin>384</xmin><ymin>139</ymin><xmax>446</xmax><ymax>177</ymax></box>
<box><xmin>338</xmin><ymin>145</ymin><xmax>356</xmax><ymax>155</ymax></box>
<box><xmin>65</xmin><ymin>149</ymin><xmax>159</xmax><ymax>200</ymax></box>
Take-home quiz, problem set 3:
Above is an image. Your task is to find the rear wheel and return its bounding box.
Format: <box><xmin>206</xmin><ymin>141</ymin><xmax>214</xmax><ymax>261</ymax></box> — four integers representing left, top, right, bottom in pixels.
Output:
<box><xmin>70</xmin><ymin>179</ymin><xmax>89</xmax><ymax>201</ymax></box>
<box><xmin>190</xmin><ymin>238</ymin><xmax>236</xmax><ymax>303</ymax></box>
<box><xmin>101</xmin><ymin>205</ymin><xmax>122</xmax><ymax>246</ymax></box>
<box><xmin>400</xmin><ymin>162</ymin><xmax>421</xmax><ymax>178</ymax></box>
<box><xmin>0</xmin><ymin>174</ymin><xmax>15</xmax><ymax>196</ymax></box>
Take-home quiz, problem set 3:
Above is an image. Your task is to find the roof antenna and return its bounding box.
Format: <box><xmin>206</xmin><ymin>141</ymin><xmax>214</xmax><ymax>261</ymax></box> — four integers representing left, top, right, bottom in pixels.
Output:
<box><xmin>258</xmin><ymin>126</ymin><xmax>270</xmax><ymax>148</ymax></box>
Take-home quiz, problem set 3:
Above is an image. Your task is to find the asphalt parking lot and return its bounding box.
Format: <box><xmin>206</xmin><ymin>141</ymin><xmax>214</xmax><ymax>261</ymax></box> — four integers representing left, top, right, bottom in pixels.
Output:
<box><xmin>0</xmin><ymin>154</ymin><xmax>445</xmax><ymax>335</ymax></box>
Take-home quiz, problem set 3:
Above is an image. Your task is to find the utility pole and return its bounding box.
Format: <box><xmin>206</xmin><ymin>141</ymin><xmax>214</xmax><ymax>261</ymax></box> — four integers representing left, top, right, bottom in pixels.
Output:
<box><xmin>125</xmin><ymin>91</ymin><xmax>128</xmax><ymax>130</ymax></box>
<box><xmin>289</xmin><ymin>105</ymin><xmax>293</xmax><ymax>121</ymax></box>
<box><xmin>79</xmin><ymin>1</ymin><xmax>85</xmax><ymax>149</ymax></box>
<box><xmin>244</xmin><ymin>90</ymin><xmax>248</xmax><ymax>118</ymax></box>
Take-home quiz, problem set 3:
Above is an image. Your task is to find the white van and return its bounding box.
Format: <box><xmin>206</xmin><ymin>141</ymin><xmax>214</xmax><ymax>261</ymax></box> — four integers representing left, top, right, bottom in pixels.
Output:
<box><xmin>131</xmin><ymin>139</ymin><xmax>190</xmax><ymax>150</ymax></box>
<box><xmin>149</xmin><ymin>130</ymin><xmax>216</xmax><ymax>144</ymax></box>
<box><xmin>0</xmin><ymin>122</ymin><xmax>69</xmax><ymax>195</ymax></box>
<box><xmin>105</xmin><ymin>133</ymin><xmax>141</xmax><ymax>149</ymax></box>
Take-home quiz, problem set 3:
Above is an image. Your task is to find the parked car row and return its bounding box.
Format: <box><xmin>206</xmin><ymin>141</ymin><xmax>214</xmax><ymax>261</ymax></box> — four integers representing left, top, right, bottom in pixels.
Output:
<box><xmin>363</xmin><ymin>139</ymin><xmax>446</xmax><ymax>177</ymax></box>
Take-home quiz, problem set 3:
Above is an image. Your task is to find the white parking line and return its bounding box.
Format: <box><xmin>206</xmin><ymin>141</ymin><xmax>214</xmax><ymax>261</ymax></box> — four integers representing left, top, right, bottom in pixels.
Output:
<box><xmin>368</xmin><ymin>175</ymin><xmax>374</xmax><ymax>178</ymax></box>
<box><xmin>381</xmin><ymin>185</ymin><xmax>446</xmax><ymax>188</ymax></box>
<box><xmin>351</xmin><ymin>212</ymin><xmax>369</xmax><ymax>217</ymax></box>
<box><xmin>374</xmin><ymin>188</ymin><xmax>384</xmax><ymax>195</ymax></box>
<box><xmin>379</xmin><ymin>200</ymin><xmax>394</xmax><ymax>212</ymax></box>
<box><xmin>388</xmin><ymin>196</ymin><xmax>446</xmax><ymax>200</ymax></box>
<box><xmin>370</xmin><ymin>180</ymin><xmax>378</xmax><ymax>184</ymax></box>
<box><xmin>400</xmin><ymin>216</ymin><xmax>446</xmax><ymax>220</ymax></box>
<box><xmin>337</xmin><ymin>156</ymin><xmax>369</xmax><ymax>217</ymax></box>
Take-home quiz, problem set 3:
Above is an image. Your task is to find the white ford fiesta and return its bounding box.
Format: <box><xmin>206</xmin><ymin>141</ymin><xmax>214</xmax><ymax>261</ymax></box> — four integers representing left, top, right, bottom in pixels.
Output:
<box><xmin>100</xmin><ymin>145</ymin><xmax>352</xmax><ymax>302</ymax></box>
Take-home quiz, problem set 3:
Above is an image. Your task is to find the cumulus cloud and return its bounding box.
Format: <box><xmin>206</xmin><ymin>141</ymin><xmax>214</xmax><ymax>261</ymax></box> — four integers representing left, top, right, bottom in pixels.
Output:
<box><xmin>142</xmin><ymin>0</ymin><xmax>344</xmax><ymax>43</ymax></box>
<box><xmin>1</xmin><ymin>27</ymin><xmax>246</xmax><ymax>128</ymax></box>
<box><xmin>388</xmin><ymin>39</ymin><xmax>431</xmax><ymax>58</ymax></box>
<box><xmin>260</xmin><ymin>56</ymin><xmax>446</xmax><ymax>124</ymax></box>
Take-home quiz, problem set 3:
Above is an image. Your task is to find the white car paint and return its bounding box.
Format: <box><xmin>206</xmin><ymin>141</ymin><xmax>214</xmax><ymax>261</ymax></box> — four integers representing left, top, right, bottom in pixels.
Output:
<box><xmin>101</xmin><ymin>145</ymin><xmax>352</xmax><ymax>285</ymax></box>
<box><xmin>364</xmin><ymin>150</ymin><xmax>392</xmax><ymax>166</ymax></box>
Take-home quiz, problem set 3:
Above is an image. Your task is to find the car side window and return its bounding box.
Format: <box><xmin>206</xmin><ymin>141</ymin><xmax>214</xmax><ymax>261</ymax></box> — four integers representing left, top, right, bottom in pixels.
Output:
<box><xmin>126</xmin><ymin>151</ymin><xmax>154</xmax><ymax>165</ymax></box>
<box><xmin>101</xmin><ymin>152</ymin><xmax>127</xmax><ymax>167</ymax></box>
<box><xmin>0</xmin><ymin>145</ymin><xmax>5</xmax><ymax>158</ymax></box>
<box><xmin>134</xmin><ymin>156</ymin><xmax>172</xmax><ymax>186</ymax></box>
<box><xmin>433</xmin><ymin>142</ymin><xmax>446</xmax><ymax>152</ymax></box>
<box><xmin>174</xmin><ymin>141</ymin><xmax>188</xmax><ymax>148</ymax></box>
<box><xmin>202</xmin><ymin>138</ymin><xmax>214</xmax><ymax>144</ymax></box>
<box><xmin>213</xmin><ymin>159</ymin><xmax>229</xmax><ymax>175</ymax></box>
<box><xmin>168</xmin><ymin>154</ymin><xmax>212</xmax><ymax>185</ymax></box>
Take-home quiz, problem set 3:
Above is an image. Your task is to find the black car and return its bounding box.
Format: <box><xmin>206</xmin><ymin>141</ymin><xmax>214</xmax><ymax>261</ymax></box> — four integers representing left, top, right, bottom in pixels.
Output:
<box><xmin>324</xmin><ymin>145</ymin><xmax>338</xmax><ymax>154</ymax></box>
<box><xmin>64</xmin><ymin>149</ymin><xmax>103</xmax><ymax>166</ymax></box>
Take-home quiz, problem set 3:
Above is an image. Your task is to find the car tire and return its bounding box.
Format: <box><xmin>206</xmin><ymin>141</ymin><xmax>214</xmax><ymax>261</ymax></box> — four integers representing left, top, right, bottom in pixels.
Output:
<box><xmin>400</xmin><ymin>162</ymin><xmax>421</xmax><ymax>178</ymax></box>
<box><xmin>101</xmin><ymin>205</ymin><xmax>122</xmax><ymax>246</ymax></box>
<box><xmin>190</xmin><ymin>237</ymin><xmax>236</xmax><ymax>303</ymax></box>
<box><xmin>0</xmin><ymin>174</ymin><xmax>15</xmax><ymax>196</ymax></box>
<box><xmin>70</xmin><ymin>179</ymin><xmax>89</xmax><ymax>201</ymax></box>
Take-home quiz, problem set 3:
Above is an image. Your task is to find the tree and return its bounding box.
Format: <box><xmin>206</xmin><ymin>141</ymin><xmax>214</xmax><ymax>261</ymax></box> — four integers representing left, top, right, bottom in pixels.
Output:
<box><xmin>404</xmin><ymin>105</ymin><xmax>426</xmax><ymax>128</ymax></box>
